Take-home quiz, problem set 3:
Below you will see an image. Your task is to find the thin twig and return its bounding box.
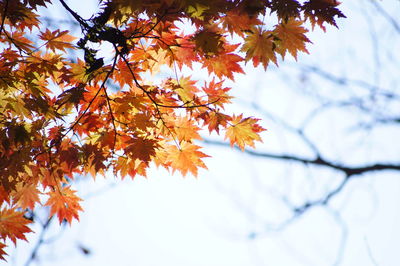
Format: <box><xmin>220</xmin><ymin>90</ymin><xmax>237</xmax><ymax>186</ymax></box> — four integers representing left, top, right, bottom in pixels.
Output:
<box><xmin>58</xmin><ymin>0</ymin><xmax>89</xmax><ymax>29</ymax></box>
<box><xmin>24</xmin><ymin>216</ymin><xmax>54</xmax><ymax>266</ymax></box>
<box><xmin>0</xmin><ymin>0</ymin><xmax>9</xmax><ymax>35</ymax></box>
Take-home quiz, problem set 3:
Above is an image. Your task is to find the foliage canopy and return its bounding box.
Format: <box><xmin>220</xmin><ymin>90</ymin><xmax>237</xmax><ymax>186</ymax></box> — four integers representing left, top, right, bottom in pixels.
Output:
<box><xmin>0</xmin><ymin>0</ymin><xmax>344</xmax><ymax>259</ymax></box>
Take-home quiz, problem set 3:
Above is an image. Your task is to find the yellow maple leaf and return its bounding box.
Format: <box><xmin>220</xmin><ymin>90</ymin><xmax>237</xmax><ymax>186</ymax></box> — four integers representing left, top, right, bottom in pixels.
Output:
<box><xmin>187</xmin><ymin>3</ymin><xmax>209</xmax><ymax>20</ymax></box>
<box><xmin>205</xmin><ymin>112</ymin><xmax>231</xmax><ymax>134</ymax></box>
<box><xmin>169</xmin><ymin>76</ymin><xmax>199</xmax><ymax>104</ymax></box>
<box><xmin>115</xmin><ymin>156</ymin><xmax>148</xmax><ymax>179</ymax></box>
<box><xmin>225</xmin><ymin>114</ymin><xmax>265</xmax><ymax>150</ymax></box>
<box><xmin>241</xmin><ymin>27</ymin><xmax>277</xmax><ymax>70</ymax></box>
<box><xmin>166</xmin><ymin>142</ymin><xmax>209</xmax><ymax>177</ymax></box>
<box><xmin>171</xmin><ymin>116</ymin><xmax>202</xmax><ymax>142</ymax></box>
<box><xmin>274</xmin><ymin>19</ymin><xmax>311</xmax><ymax>60</ymax></box>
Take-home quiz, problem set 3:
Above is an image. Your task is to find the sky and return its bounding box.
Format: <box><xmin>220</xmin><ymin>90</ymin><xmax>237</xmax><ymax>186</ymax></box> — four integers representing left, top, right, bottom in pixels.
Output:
<box><xmin>3</xmin><ymin>1</ymin><xmax>400</xmax><ymax>266</ymax></box>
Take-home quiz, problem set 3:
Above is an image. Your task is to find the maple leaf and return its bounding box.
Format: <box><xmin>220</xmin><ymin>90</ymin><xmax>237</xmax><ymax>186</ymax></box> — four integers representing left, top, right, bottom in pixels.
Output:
<box><xmin>68</xmin><ymin>59</ymin><xmax>88</xmax><ymax>84</ymax></box>
<box><xmin>169</xmin><ymin>76</ymin><xmax>199</xmax><ymax>104</ymax></box>
<box><xmin>198</xmin><ymin>111</ymin><xmax>231</xmax><ymax>134</ymax></box>
<box><xmin>169</xmin><ymin>38</ymin><xmax>198</xmax><ymax>69</ymax></box>
<box><xmin>169</xmin><ymin>116</ymin><xmax>202</xmax><ymax>142</ymax></box>
<box><xmin>241</xmin><ymin>27</ymin><xmax>278</xmax><ymax>70</ymax></box>
<box><xmin>131</xmin><ymin>112</ymin><xmax>155</xmax><ymax>131</ymax></box>
<box><xmin>166</xmin><ymin>142</ymin><xmax>209</xmax><ymax>177</ymax></box>
<box><xmin>82</xmin><ymin>143</ymin><xmax>107</xmax><ymax>178</ymax></box>
<box><xmin>23</xmin><ymin>0</ymin><xmax>51</xmax><ymax>10</ymax></box>
<box><xmin>225</xmin><ymin>114</ymin><xmax>265</xmax><ymax>150</ymax></box>
<box><xmin>58</xmin><ymin>140</ymin><xmax>82</xmax><ymax>177</ymax></box>
<box><xmin>268</xmin><ymin>0</ymin><xmax>301</xmax><ymax>21</ymax></box>
<box><xmin>125</xmin><ymin>137</ymin><xmax>159</xmax><ymax>163</ymax></box>
<box><xmin>114</xmin><ymin>59</ymin><xmax>143</xmax><ymax>88</ymax></box>
<box><xmin>39</xmin><ymin>168</ymin><xmax>60</xmax><ymax>189</ymax></box>
<box><xmin>203</xmin><ymin>52</ymin><xmax>244</xmax><ymax>80</ymax></box>
<box><xmin>7</xmin><ymin>31</ymin><xmax>34</xmax><ymax>52</ymax></box>
<box><xmin>193</xmin><ymin>29</ymin><xmax>223</xmax><ymax>56</ymax></box>
<box><xmin>115</xmin><ymin>156</ymin><xmax>148</xmax><ymax>179</ymax></box>
<box><xmin>45</xmin><ymin>187</ymin><xmax>83</xmax><ymax>224</ymax></box>
<box><xmin>0</xmin><ymin>187</ymin><xmax>10</xmax><ymax>206</ymax></box>
<box><xmin>202</xmin><ymin>78</ymin><xmax>233</xmax><ymax>107</ymax></box>
<box><xmin>273</xmin><ymin>19</ymin><xmax>311</xmax><ymax>60</ymax></box>
<box><xmin>239</xmin><ymin>0</ymin><xmax>267</xmax><ymax>18</ymax></box>
<box><xmin>0</xmin><ymin>207</ymin><xmax>32</xmax><ymax>244</ymax></box>
<box><xmin>302</xmin><ymin>0</ymin><xmax>346</xmax><ymax>31</ymax></box>
<box><xmin>12</xmin><ymin>183</ymin><xmax>41</xmax><ymax>210</ymax></box>
<box><xmin>221</xmin><ymin>10</ymin><xmax>262</xmax><ymax>37</ymax></box>
<box><xmin>2</xmin><ymin>1</ymin><xmax>40</xmax><ymax>31</ymax></box>
<box><xmin>55</xmin><ymin>85</ymin><xmax>86</xmax><ymax>112</ymax></box>
<box><xmin>39</xmin><ymin>29</ymin><xmax>76</xmax><ymax>52</ymax></box>
<box><xmin>112</xmin><ymin>93</ymin><xmax>149</xmax><ymax>122</ymax></box>
<box><xmin>0</xmin><ymin>242</ymin><xmax>7</xmax><ymax>261</ymax></box>
<box><xmin>75</xmin><ymin>113</ymin><xmax>104</xmax><ymax>136</ymax></box>
<box><xmin>186</xmin><ymin>3</ymin><xmax>209</xmax><ymax>20</ymax></box>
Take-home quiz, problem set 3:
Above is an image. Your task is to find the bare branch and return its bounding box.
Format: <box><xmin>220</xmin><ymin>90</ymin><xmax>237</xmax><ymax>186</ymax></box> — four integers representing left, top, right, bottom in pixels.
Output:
<box><xmin>369</xmin><ymin>0</ymin><xmax>400</xmax><ymax>33</ymax></box>
<box><xmin>24</xmin><ymin>216</ymin><xmax>54</xmax><ymax>266</ymax></box>
<box><xmin>58</xmin><ymin>0</ymin><xmax>89</xmax><ymax>29</ymax></box>
<box><xmin>204</xmin><ymin>139</ymin><xmax>400</xmax><ymax>177</ymax></box>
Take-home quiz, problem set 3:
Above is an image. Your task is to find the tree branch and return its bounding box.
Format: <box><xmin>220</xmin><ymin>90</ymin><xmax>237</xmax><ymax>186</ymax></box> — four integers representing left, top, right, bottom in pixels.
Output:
<box><xmin>204</xmin><ymin>139</ymin><xmax>400</xmax><ymax>177</ymax></box>
<box><xmin>58</xmin><ymin>0</ymin><xmax>89</xmax><ymax>29</ymax></box>
<box><xmin>24</xmin><ymin>216</ymin><xmax>54</xmax><ymax>266</ymax></box>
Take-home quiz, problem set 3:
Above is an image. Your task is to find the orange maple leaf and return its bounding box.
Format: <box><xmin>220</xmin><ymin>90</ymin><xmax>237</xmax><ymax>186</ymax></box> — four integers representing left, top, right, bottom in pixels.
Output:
<box><xmin>12</xmin><ymin>183</ymin><xmax>41</xmax><ymax>210</ymax></box>
<box><xmin>203</xmin><ymin>52</ymin><xmax>244</xmax><ymax>80</ymax></box>
<box><xmin>202</xmin><ymin>111</ymin><xmax>231</xmax><ymax>134</ymax></box>
<box><xmin>221</xmin><ymin>10</ymin><xmax>262</xmax><ymax>37</ymax></box>
<box><xmin>0</xmin><ymin>207</ymin><xmax>32</xmax><ymax>244</ymax></box>
<box><xmin>0</xmin><ymin>187</ymin><xmax>10</xmax><ymax>206</ymax></box>
<box><xmin>202</xmin><ymin>78</ymin><xmax>233</xmax><ymax>107</ymax></box>
<box><xmin>241</xmin><ymin>27</ymin><xmax>277</xmax><ymax>70</ymax></box>
<box><xmin>169</xmin><ymin>38</ymin><xmax>198</xmax><ymax>69</ymax></box>
<box><xmin>45</xmin><ymin>187</ymin><xmax>83</xmax><ymax>224</ymax></box>
<box><xmin>8</xmin><ymin>31</ymin><xmax>34</xmax><ymax>52</ymax></box>
<box><xmin>166</xmin><ymin>142</ymin><xmax>209</xmax><ymax>177</ymax></box>
<box><xmin>0</xmin><ymin>242</ymin><xmax>7</xmax><ymax>261</ymax></box>
<box><xmin>274</xmin><ymin>19</ymin><xmax>311</xmax><ymax>60</ymax></box>
<box><xmin>131</xmin><ymin>112</ymin><xmax>155</xmax><ymax>131</ymax></box>
<box><xmin>39</xmin><ymin>29</ymin><xmax>76</xmax><ymax>52</ymax></box>
<box><xmin>114</xmin><ymin>58</ymin><xmax>143</xmax><ymax>88</ymax></box>
<box><xmin>169</xmin><ymin>116</ymin><xmax>202</xmax><ymax>142</ymax></box>
<box><xmin>225</xmin><ymin>114</ymin><xmax>265</xmax><ymax>150</ymax></box>
<box><xmin>125</xmin><ymin>137</ymin><xmax>159</xmax><ymax>163</ymax></box>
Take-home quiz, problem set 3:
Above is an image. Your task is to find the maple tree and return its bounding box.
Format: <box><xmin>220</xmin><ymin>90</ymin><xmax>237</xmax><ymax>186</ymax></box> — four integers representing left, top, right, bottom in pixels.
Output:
<box><xmin>0</xmin><ymin>0</ymin><xmax>345</xmax><ymax>260</ymax></box>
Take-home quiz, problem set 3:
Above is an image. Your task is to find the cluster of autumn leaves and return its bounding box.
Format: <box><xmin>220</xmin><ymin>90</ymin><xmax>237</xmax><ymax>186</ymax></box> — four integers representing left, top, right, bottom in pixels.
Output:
<box><xmin>0</xmin><ymin>0</ymin><xmax>344</xmax><ymax>260</ymax></box>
